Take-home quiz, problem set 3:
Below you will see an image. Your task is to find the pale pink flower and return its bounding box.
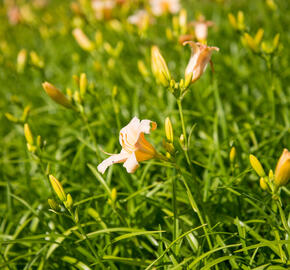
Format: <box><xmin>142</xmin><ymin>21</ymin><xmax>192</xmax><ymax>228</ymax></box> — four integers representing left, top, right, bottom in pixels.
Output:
<box><xmin>92</xmin><ymin>0</ymin><xmax>115</xmax><ymax>20</ymax></box>
<box><xmin>191</xmin><ymin>16</ymin><xmax>214</xmax><ymax>42</ymax></box>
<box><xmin>150</xmin><ymin>0</ymin><xmax>180</xmax><ymax>16</ymax></box>
<box><xmin>128</xmin><ymin>10</ymin><xmax>151</xmax><ymax>30</ymax></box>
<box><xmin>98</xmin><ymin>117</ymin><xmax>157</xmax><ymax>174</ymax></box>
<box><xmin>184</xmin><ymin>41</ymin><xmax>219</xmax><ymax>84</ymax></box>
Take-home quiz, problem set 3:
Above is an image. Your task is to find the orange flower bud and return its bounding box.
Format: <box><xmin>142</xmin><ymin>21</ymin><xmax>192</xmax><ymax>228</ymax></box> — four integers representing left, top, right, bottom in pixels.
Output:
<box><xmin>274</xmin><ymin>149</ymin><xmax>290</xmax><ymax>187</ymax></box>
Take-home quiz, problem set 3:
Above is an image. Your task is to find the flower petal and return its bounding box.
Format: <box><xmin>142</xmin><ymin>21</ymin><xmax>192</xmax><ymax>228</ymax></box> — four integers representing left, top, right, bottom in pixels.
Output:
<box><xmin>97</xmin><ymin>151</ymin><xmax>130</xmax><ymax>174</ymax></box>
<box><xmin>123</xmin><ymin>152</ymin><xmax>139</xmax><ymax>173</ymax></box>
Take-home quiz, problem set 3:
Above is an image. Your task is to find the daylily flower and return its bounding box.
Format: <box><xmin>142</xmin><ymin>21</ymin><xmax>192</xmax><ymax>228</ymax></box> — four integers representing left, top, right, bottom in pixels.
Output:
<box><xmin>128</xmin><ymin>10</ymin><xmax>151</xmax><ymax>30</ymax></box>
<box><xmin>98</xmin><ymin>117</ymin><xmax>157</xmax><ymax>174</ymax></box>
<box><xmin>92</xmin><ymin>0</ymin><xmax>115</xmax><ymax>20</ymax></box>
<box><xmin>183</xmin><ymin>41</ymin><xmax>219</xmax><ymax>85</ymax></box>
<box><xmin>275</xmin><ymin>148</ymin><xmax>290</xmax><ymax>187</ymax></box>
<box><xmin>190</xmin><ymin>15</ymin><xmax>214</xmax><ymax>42</ymax></box>
<box><xmin>150</xmin><ymin>0</ymin><xmax>180</xmax><ymax>16</ymax></box>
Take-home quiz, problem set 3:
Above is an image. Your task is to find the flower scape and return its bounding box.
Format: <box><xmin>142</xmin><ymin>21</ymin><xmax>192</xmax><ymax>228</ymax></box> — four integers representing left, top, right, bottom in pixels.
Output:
<box><xmin>0</xmin><ymin>0</ymin><xmax>289</xmax><ymax>269</ymax></box>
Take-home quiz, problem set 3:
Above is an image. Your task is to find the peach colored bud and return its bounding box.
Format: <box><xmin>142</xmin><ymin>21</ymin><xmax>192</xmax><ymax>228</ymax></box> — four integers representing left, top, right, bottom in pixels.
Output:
<box><xmin>72</xmin><ymin>28</ymin><xmax>94</xmax><ymax>51</ymax></box>
<box><xmin>274</xmin><ymin>149</ymin><xmax>290</xmax><ymax>187</ymax></box>
<box><xmin>42</xmin><ymin>82</ymin><xmax>73</xmax><ymax>109</ymax></box>
<box><xmin>17</xmin><ymin>49</ymin><xmax>27</xmax><ymax>73</ymax></box>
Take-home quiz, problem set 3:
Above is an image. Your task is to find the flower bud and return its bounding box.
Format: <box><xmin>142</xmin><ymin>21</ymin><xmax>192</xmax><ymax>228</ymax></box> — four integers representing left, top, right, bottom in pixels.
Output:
<box><xmin>269</xmin><ymin>169</ymin><xmax>274</xmax><ymax>181</ymax></box>
<box><xmin>249</xmin><ymin>154</ymin><xmax>266</xmax><ymax>177</ymax></box>
<box><xmin>72</xmin><ymin>28</ymin><xmax>94</xmax><ymax>51</ymax></box>
<box><xmin>137</xmin><ymin>60</ymin><xmax>149</xmax><ymax>78</ymax></box>
<box><xmin>111</xmin><ymin>188</ymin><xmax>117</xmax><ymax>203</ymax></box>
<box><xmin>30</xmin><ymin>51</ymin><xmax>44</xmax><ymax>68</ymax></box>
<box><xmin>21</xmin><ymin>105</ymin><xmax>31</xmax><ymax>122</ymax></box>
<box><xmin>17</xmin><ymin>49</ymin><xmax>27</xmax><ymax>73</ymax></box>
<box><xmin>259</xmin><ymin>177</ymin><xmax>268</xmax><ymax>191</ymax></box>
<box><xmin>79</xmin><ymin>73</ymin><xmax>87</xmax><ymax>96</ymax></box>
<box><xmin>65</xmin><ymin>193</ymin><xmax>73</xmax><ymax>209</ymax></box>
<box><xmin>165</xmin><ymin>117</ymin><xmax>173</xmax><ymax>143</ymax></box>
<box><xmin>49</xmin><ymin>175</ymin><xmax>66</xmax><ymax>202</ymax></box>
<box><xmin>36</xmin><ymin>135</ymin><xmax>42</xmax><ymax>148</ymax></box>
<box><xmin>24</xmin><ymin>123</ymin><xmax>34</xmax><ymax>145</ymax></box>
<box><xmin>151</xmin><ymin>46</ymin><xmax>171</xmax><ymax>87</ymax></box>
<box><xmin>48</xmin><ymin>198</ymin><xmax>60</xmax><ymax>212</ymax></box>
<box><xmin>274</xmin><ymin>149</ymin><xmax>290</xmax><ymax>187</ymax></box>
<box><xmin>229</xmin><ymin>146</ymin><xmax>236</xmax><ymax>163</ymax></box>
<box><xmin>5</xmin><ymin>113</ymin><xmax>18</xmax><ymax>123</ymax></box>
<box><xmin>42</xmin><ymin>82</ymin><xmax>73</xmax><ymax>109</ymax></box>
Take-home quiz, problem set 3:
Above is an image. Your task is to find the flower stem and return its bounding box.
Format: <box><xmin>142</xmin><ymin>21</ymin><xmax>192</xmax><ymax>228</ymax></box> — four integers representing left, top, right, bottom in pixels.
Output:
<box><xmin>68</xmin><ymin>209</ymin><xmax>105</xmax><ymax>268</ymax></box>
<box><xmin>177</xmin><ymin>98</ymin><xmax>191</xmax><ymax>166</ymax></box>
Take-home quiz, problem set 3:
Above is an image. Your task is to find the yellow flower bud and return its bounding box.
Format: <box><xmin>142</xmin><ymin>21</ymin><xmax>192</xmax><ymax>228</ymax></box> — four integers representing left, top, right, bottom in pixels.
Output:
<box><xmin>36</xmin><ymin>135</ymin><xmax>42</xmax><ymax>148</ymax></box>
<box><xmin>5</xmin><ymin>113</ymin><xmax>18</xmax><ymax>123</ymax></box>
<box><xmin>79</xmin><ymin>73</ymin><xmax>87</xmax><ymax>96</ymax></box>
<box><xmin>249</xmin><ymin>154</ymin><xmax>266</xmax><ymax>177</ymax></box>
<box><xmin>179</xmin><ymin>9</ymin><xmax>187</xmax><ymax>34</ymax></box>
<box><xmin>24</xmin><ymin>123</ymin><xmax>34</xmax><ymax>145</ymax></box>
<box><xmin>74</xmin><ymin>91</ymin><xmax>82</xmax><ymax>104</ymax></box>
<box><xmin>21</xmin><ymin>105</ymin><xmax>31</xmax><ymax>122</ymax></box>
<box><xmin>269</xmin><ymin>169</ymin><xmax>274</xmax><ymax>181</ymax></box>
<box><xmin>111</xmin><ymin>188</ymin><xmax>117</xmax><ymax>203</ymax></box>
<box><xmin>72</xmin><ymin>28</ymin><xmax>94</xmax><ymax>51</ymax></box>
<box><xmin>165</xmin><ymin>117</ymin><xmax>174</xmax><ymax>143</ymax></box>
<box><xmin>274</xmin><ymin>149</ymin><xmax>290</xmax><ymax>187</ymax></box>
<box><xmin>30</xmin><ymin>51</ymin><xmax>44</xmax><ymax>68</ymax></box>
<box><xmin>228</xmin><ymin>13</ymin><xmax>237</xmax><ymax>29</ymax></box>
<box><xmin>17</xmin><ymin>49</ymin><xmax>27</xmax><ymax>73</ymax></box>
<box><xmin>65</xmin><ymin>193</ymin><xmax>73</xmax><ymax>209</ymax></box>
<box><xmin>137</xmin><ymin>60</ymin><xmax>149</xmax><ymax>78</ymax></box>
<box><xmin>48</xmin><ymin>198</ymin><xmax>60</xmax><ymax>212</ymax></box>
<box><xmin>259</xmin><ymin>177</ymin><xmax>268</xmax><ymax>191</ymax></box>
<box><xmin>254</xmin><ymin>28</ymin><xmax>264</xmax><ymax>46</ymax></box>
<box><xmin>42</xmin><ymin>82</ymin><xmax>73</xmax><ymax>109</ymax></box>
<box><xmin>151</xmin><ymin>46</ymin><xmax>171</xmax><ymax>87</ymax></box>
<box><xmin>229</xmin><ymin>146</ymin><xmax>236</xmax><ymax>163</ymax></box>
<box><xmin>49</xmin><ymin>175</ymin><xmax>66</xmax><ymax>202</ymax></box>
<box><xmin>27</xmin><ymin>143</ymin><xmax>37</xmax><ymax>153</ymax></box>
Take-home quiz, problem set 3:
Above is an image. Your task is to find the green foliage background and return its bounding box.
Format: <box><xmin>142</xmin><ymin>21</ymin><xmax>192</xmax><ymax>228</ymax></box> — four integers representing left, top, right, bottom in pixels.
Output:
<box><xmin>0</xmin><ymin>0</ymin><xmax>289</xmax><ymax>269</ymax></box>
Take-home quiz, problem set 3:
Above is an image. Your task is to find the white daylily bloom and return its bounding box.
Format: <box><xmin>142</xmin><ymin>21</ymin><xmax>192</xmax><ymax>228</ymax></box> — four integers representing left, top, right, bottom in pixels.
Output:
<box><xmin>98</xmin><ymin>117</ymin><xmax>157</xmax><ymax>174</ymax></box>
<box><xmin>150</xmin><ymin>0</ymin><xmax>180</xmax><ymax>16</ymax></box>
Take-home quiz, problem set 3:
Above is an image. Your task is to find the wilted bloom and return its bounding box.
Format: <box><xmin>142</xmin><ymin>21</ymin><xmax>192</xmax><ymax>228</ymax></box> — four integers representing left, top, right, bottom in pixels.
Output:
<box><xmin>92</xmin><ymin>0</ymin><xmax>115</xmax><ymax>20</ymax></box>
<box><xmin>128</xmin><ymin>10</ymin><xmax>151</xmax><ymax>31</ymax></box>
<box><xmin>72</xmin><ymin>28</ymin><xmax>94</xmax><ymax>51</ymax></box>
<box><xmin>151</xmin><ymin>46</ymin><xmax>171</xmax><ymax>86</ymax></box>
<box><xmin>191</xmin><ymin>15</ymin><xmax>214</xmax><ymax>42</ymax></box>
<box><xmin>274</xmin><ymin>149</ymin><xmax>290</xmax><ymax>187</ymax></box>
<box><xmin>150</xmin><ymin>0</ymin><xmax>180</xmax><ymax>16</ymax></box>
<box><xmin>98</xmin><ymin>117</ymin><xmax>157</xmax><ymax>174</ymax></box>
<box><xmin>42</xmin><ymin>82</ymin><xmax>73</xmax><ymax>109</ymax></box>
<box><xmin>183</xmin><ymin>41</ymin><xmax>219</xmax><ymax>85</ymax></box>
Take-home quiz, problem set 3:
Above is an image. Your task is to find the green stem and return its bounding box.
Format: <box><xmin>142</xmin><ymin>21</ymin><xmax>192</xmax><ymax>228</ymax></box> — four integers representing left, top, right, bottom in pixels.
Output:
<box><xmin>69</xmin><ymin>210</ymin><xmax>105</xmax><ymax>269</ymax></box>
<box><xmin>276</xmin><ymin>200</ymin><xmax>290</xmax><ymax>234</ymax></box>
<box><xmin>176</xmin><ymin>98</ymin><xmax>191</xmax><ymax>167</ymax></box>
<box><xmin>181</xmin><ymin>176</ymin><xmax>213</xmax><ymax>250</ymax></box>
<box><xmin>171</xmin><ymin>169</ymin><xmax>178</xmax><ymax>253</ymax></box>
<box><xmin>80</xmin><ymin>111</ymin><xmax>101</xmax><ymax>161</ymax></box>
